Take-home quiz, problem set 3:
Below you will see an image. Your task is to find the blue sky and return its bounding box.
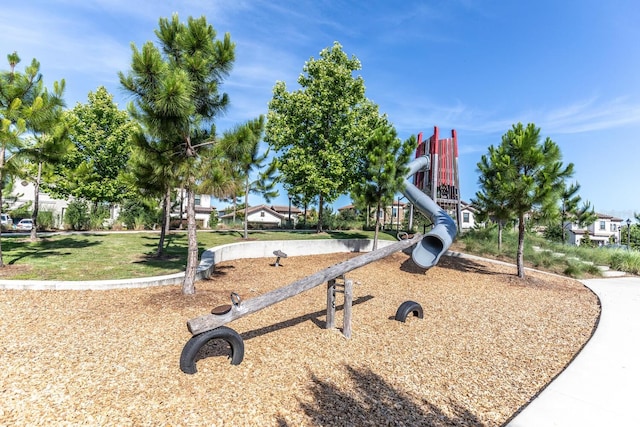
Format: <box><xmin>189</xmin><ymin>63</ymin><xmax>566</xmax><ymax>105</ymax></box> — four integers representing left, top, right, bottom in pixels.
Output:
<box><xmin>2</xmin><ymin>1</ymin><xmax>639</xmax><ymax>220</ymax></box>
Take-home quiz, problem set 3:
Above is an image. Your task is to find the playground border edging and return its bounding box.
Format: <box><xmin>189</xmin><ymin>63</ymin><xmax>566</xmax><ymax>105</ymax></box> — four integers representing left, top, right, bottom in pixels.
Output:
<box><xmin>0</xmin><ymin>238</ymin><xmax>396</xmax><ymax>291</ymax></box>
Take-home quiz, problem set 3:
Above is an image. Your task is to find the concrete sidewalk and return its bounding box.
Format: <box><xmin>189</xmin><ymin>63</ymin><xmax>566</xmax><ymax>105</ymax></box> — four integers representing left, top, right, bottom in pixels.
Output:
<box><xmin>507</xmin><ymin>276</ymin><xmax>640</xmax><ymax>426</ymax></box>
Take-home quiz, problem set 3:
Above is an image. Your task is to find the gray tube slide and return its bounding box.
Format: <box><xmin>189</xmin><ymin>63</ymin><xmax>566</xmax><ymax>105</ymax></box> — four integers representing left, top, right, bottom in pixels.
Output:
<box><xmin>401</xmin><ymin>156</ymin><xmax>457</xmax><ymax>269</ymax></box>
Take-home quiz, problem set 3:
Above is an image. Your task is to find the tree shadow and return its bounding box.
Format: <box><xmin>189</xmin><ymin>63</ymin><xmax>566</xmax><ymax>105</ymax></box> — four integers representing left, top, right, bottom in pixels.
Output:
<box><xmin>328</xmin><ymin>231</ymin><xmax>370</xmax><ymax>240</ymax></box>
<box><xmin>398</xmin><ymin>252</ymin><xmax>508</xmax><ymax>277</ymax></box>
<box><xmin>189</xmin><ymin>296</ymin><xmax>375</xmax><ymax>367</ymax></box>
<box><xmin>276</xmin><ymin>365</ymin><xmax>484</xmax><ymax>426</ymax></box>
<box><xmin>435</xmin><ymin>255</ymin><xmax>498</xmax><ymax>275</ymax></box>
<box><xmin>4</xmin><ymin>237</ymin><xmax>101</xmax><ymax>265</ymax></box>
<box><xmin>135</xmin><ymin>237</ymin><xmax>212</xmax><ymax>270</ymax></box>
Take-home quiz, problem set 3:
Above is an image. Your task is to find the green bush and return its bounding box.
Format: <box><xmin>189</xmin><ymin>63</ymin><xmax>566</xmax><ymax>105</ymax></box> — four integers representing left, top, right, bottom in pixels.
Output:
<box><xmin>118</xmin><ymin>199</ymin><xmax>161</xmax><ymax>230</ymax></box>
<box><xmin>37</xmin><ymin>210</ymin><xmax>55</xmax><ymax>230</ymax></box>
<box><xmin>89</xmin><ymin>204</ymin><xmax>110</xmax><ymax>230</ymax></box>
<box><xmin>64</xmin><ymin>200</ymin><xmax>90</xmax><ymax>231</ymax></box>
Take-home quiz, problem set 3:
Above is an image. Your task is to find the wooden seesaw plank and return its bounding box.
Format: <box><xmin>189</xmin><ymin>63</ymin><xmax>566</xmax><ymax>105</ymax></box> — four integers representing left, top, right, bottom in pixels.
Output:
<box><xmin>187</xmin><ymin>233</ymin><xmax>423</xmax><ymax>336</ymax></box>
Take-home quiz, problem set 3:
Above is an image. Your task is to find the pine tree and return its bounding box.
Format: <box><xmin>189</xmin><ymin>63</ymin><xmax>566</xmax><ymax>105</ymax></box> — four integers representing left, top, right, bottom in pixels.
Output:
<box><xmin>475</xmin><ymin>123</ymin><xmax>573</xmax><ymax>278</ymax></box>
<box><xmin>120</xmin><ymin>14</ymin><xmax>235</xmax><ymax>294</ymax></box>
<box><xmin>352</xmin><ymin>119</ymin><xmax>415</xmax><ymax>249</ymax></box>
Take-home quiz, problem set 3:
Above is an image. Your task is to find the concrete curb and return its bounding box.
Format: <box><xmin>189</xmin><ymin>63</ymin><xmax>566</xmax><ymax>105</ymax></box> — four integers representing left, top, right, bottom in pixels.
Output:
<box><xmin>0</xmin><ymin>238</ymin><xmax>396</xmax><ymax>291</ymax></box>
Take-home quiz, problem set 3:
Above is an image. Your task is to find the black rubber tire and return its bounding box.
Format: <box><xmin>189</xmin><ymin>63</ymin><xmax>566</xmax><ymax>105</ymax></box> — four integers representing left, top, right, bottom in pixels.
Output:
<box><xmin>394</xmin><ymin>300</ymin><xmax>424</xmax><ymax>323</ymax></box>
<box><xmin>180</xmin><ymin>326</ymin><xmax>244</xmax><ymax>374</ymax></box>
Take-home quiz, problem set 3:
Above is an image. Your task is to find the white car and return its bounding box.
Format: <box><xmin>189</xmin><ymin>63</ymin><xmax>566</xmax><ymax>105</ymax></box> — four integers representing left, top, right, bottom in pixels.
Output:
<box><xmin>0</xmin><ymin>213</ymin><xmax>12</xmax><ymax>227</ymax></box>
<box><xmin>16</xmin><ymin>219</ymin><xmax>33</xmax><ymax>231</ymax></box>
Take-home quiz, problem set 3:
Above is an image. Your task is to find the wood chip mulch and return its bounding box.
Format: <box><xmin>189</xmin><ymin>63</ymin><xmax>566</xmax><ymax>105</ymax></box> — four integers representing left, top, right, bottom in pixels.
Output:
<box><xmin>0</xmin><ymin>252</ymin><xmax>599</xmax><ymax>426</ymax></box>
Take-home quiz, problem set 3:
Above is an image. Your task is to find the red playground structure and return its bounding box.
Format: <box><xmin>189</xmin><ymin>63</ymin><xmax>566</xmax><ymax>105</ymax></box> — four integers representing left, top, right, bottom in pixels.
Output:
<box><xmin>414</xmin><ymin>126</ymin><xmax>462</xmax><ymax>230</ymax></box>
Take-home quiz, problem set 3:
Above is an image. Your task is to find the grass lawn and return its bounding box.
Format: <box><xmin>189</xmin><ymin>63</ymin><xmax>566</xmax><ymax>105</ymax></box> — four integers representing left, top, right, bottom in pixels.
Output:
<box><xmin>0</xmin><ymin>229</ymin><xmax>395</xmax><ymax>281</ymax></box>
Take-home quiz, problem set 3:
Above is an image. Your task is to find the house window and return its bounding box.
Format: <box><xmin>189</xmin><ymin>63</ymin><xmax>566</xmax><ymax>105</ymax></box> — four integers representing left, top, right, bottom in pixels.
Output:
<box><xmin>463</xmin><ymin>212</ymin><xmax>470</xmax><ymax>223</ymax></box>
<box><xmin>392</xmin><ymin>207</ymin><xmax>397</xmax><ymax>218</ymax></box>
<box><xmin>260</xmin><ymin>212</ymin><xmax>265</xmax><ymax>217</ymax></box>
<box><xmin>599</xmin><ymin>220</ymin><xmax>606</xmax><ymax>230</ymax></box>
<box><xmin>611</xmin><ymin>224</ymin><xmax>617</xmax><ymax>232</ymax></box>
<box><xmin>195</xmin><ymin>195</ymin><xmax>201</xmax><ymax>206</ymax></box>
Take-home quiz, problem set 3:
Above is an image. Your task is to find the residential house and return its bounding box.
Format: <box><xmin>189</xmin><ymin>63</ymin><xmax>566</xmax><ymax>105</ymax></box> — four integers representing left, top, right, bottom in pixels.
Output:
<box><xmin>219</xmin><ymin>204</ymin><xmax>287</xmax><ymax>228</ymax></box>
<box><xmin>6</xmin><ymin>181</ymin><xmax>69</xmax><ymax>228</ymax></box>
<box><xmin>459</xmin><ymin>201</ymin><xmax>478</xmax><ymax>231</ymax></box>
<box><xmin>337</xmin><ymin>201</ymin><xmax>409</xmax><ymax>229</ymax></box>
<box><xmin>270</xmin><ymin>204</ymin><xmax>302</xmax><ymax>227</ymax></box>
<box><xmin>565</xmin><ymin>213</ymin><xmax>624</xmax><ymax>246</ymax></box>
<box><xmin>174</xmin><ymin>190</ymin><xmax>217</xmax><ymax>229</ymax></box>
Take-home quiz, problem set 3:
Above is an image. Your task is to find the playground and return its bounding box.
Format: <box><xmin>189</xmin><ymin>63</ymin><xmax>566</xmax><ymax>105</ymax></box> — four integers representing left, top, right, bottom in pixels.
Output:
<box><xmin>0</xmin><ymin>250</ymin><xmax>599</xmax><ymax>426</ymax></box>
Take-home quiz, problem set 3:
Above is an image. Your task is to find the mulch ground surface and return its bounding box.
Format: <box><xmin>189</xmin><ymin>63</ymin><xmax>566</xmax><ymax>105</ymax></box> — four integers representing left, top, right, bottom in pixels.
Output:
<box><xmin>0</xmin><ymin>252</ymin><xmax>599</xmax><ymax>426</ymax></box>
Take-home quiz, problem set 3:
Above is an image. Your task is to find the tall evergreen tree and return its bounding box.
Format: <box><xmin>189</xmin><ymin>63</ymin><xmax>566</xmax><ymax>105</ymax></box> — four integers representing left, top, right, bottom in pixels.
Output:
<box><xmin>557</xmin><ymin>181</ymin><xmax>596</xmax><ymax>244</ymax></box>
<box><xmin>120</xmin><ymin>14</ymin><xmax>235</xmax><ymax>294</ymax></box>
<box><xmin>0</xmin><ymin>52</ymin><xmax>65</xmax><ymax>262</ymax></box>
<box><xmin>215</xmin><ymin>116</ymin><xmax>278</xmax><ymax>238</ymax></box>
<box><xmin>473</xmin><ymin>146</ymin><xmax>516</xmax><ymax>251</ymax></box>
<box><xmin>476</xmin><ymin>123</ymin><xmax>573</xmax><ymax>278</ymax></box>
<box><xmin>126</xmin><ymin>126</ymin><xmax>176</xmax><ymax>256</ymax></box>
<box><xmin>352</xmin><ymin>120</ymin><xmax>415</xmax><ymax>249</ymax></box>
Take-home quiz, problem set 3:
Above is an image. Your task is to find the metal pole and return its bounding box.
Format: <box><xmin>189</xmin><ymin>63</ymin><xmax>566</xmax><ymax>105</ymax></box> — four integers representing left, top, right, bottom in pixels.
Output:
<box><xmin>628</xmin><ymin>219</ymin><xmax>631</xmax><ymax>249</ymax></box>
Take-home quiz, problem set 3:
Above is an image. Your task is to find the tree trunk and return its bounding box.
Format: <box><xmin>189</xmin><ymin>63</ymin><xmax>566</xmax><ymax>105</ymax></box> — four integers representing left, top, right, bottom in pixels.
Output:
<box><xmin>373</xmin><ymin>202</ymin><xmax>381</xmax><ymax>250</ymax></box>
<box><xmin>156</xmin><ymin>187</ymin><xmax>171</xmax><ymax>257</ymax></box>
<box><xmin>232</xmin><ymin>196</ymin><xmax>237</xmax><ymax>224</ymax></box>
<box><xmin>30</xmin><ymin>162</ymin><xmax>43</xmax><ymax>241</ymax></box>
<box><xmin>182</xmin><ymin>185</ymin><xmax>198</xmax><ymax>295</ymax></box>
<box><xmin>0</xmin><ymin>147</ymin><xmax>5</xmax><ymax>267</ymax></box>
<box><xmin>317</xmin><ymin>194</ymin><xmax>324</xmax><ymax>233</ymax></box>
<box><xmin>179</xmin><ymin>187</ymin><xmax>185</xmax><ymax>230</ymax></box>
<box><xmin>243</xmin><ymin>177</ymin><xmax>249</xmax><ymax>239</ymax></box>
<box><xmin>517</xmin><ymin>214</ymin><xmax>526</xmax><ymax>278</ymax></box>
<box><xmin>365</xmin><ymin>205</ymin><xmax>370</xmax><ymax>228</ymax></box>
<box><xmin>498</xmin><ymin>221</ymin><xmax>503</xmax><ymax>252</ymax></box>
<box><xmin>303</xmin><ymin>203</ymin><xmax>307</xmax><ymax>227</ymax></box>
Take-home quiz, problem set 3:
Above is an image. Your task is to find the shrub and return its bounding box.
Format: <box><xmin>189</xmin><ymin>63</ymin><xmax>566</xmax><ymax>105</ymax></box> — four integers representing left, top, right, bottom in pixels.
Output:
<box><xmin>89</xmin><ymin>204</ymin><xmax>110</xmax><ymax>230</ymax></box>
<box><xmin>37</xmin><ymin>210</ymin><xmax>55</xmax><ymax>230</ymax></box>
<box><xmin>64</xmin><ymin>200</ymin><xmax>90</xmax><ymax>231</ymax></box>
<box><xmin>118</xmin><ymin>199</ymin><xmax>161</xmax><ymax>230</ymax></box>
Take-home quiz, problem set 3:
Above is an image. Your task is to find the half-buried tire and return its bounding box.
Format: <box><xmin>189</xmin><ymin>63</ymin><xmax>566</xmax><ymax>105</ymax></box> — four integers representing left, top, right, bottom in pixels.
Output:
<box><xmin>180</xmin><ymin>326</ymin><xmax>245</xmax><ymax>374</ymax></box>
<box><xmin>394</xmin><ymin>300</ymin><xmax>424</xmax><ymax>323</ymax></box>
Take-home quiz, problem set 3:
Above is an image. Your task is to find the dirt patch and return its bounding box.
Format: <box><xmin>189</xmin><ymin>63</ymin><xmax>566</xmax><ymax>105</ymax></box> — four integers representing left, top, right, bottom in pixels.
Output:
<box><xmin>0</xmin><ymin>264</ymin><xmax>32</xmax><ymax>277</ymax></box>
<box><xmin>0</xmin><ymin>252</ymin><xmax>599</xmax><ymax>426</ymax></box>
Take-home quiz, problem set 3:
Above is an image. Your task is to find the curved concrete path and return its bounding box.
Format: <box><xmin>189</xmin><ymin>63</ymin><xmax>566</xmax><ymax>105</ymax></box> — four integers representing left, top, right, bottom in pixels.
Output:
<box><xmin>507</xmin><ymin>276</ymin><xmax>640</xmax><ymax>426</ymax></box>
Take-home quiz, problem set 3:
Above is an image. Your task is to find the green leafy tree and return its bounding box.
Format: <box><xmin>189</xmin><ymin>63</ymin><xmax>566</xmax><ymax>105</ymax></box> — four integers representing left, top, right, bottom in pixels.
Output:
<box><xmin>265</xmin><ymin>42</ymin><xmax>379</xmax><ymax>232</ymax></box>
<box><xmin>476</xmin><ymin>123</ymin><xmax>573</xmax><ymax>278</ymax></box>
<box><xmin>120</xmin><ymin>14</ymin><xmax>235</xmax><ymax>294</ymax></box>
<box><xmin>352</xmin><ymin>120</ymin><xmax>415</xmax><ymax>249</ymax></box>
<box><xmin>44</xmin><ymin>86</ymin><xmax>134</xmax><ymax>206</ymax></box>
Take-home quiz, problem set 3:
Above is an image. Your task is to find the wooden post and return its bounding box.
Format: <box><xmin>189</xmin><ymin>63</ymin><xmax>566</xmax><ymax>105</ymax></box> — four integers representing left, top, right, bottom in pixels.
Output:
<box><xmin>187</xmin><ymin>233</ymin><xmax>424</xmax><ymax>336</ymax></box>
<box><xmin>326</xmin><ymin>279</ymin><xmax>336</xmax><ymax>330</ymax></box>
<box><xmin>343</xmin><ymin>278</ymin><xmax>353</xmax><ymax>339</ymax></box>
